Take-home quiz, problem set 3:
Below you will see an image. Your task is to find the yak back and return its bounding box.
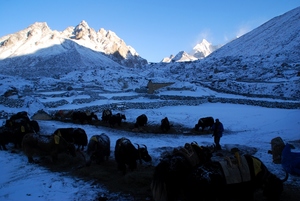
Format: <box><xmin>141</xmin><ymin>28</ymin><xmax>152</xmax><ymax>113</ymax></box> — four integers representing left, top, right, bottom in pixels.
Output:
<box><xmin>186</xmin><ymin>154</ymin><xmax>282</xmax><ymax>200</ymax></box>
<box><xmin>195</xmin><ymin>116</ymin><xmax>214</xmax><ymax>131</ymax></box>
<box><xmin>54</xmin><ymin>128</ymin><xmax>87</xmax><ymax>150</ymax></box>
<box><xmin>160</xmin><ymin>117</ymin><xmax>171</xmax><ymax>133</ymax></box>
<box><xmin>109</xmin><ymin>113</ymin><xmax>126</xmax><ymax>127</ymax></box>
<box><xmin>114</xmin><ymin>137</ymin><xmax>150</xmax><ymax>174</ymax></box>
<box><xmin>72</xmin><ymin>111</ymin><xmax>98</xmax><ymax>124</ymax></box>
<box><xmin>135</xmin><ymin>114</ymin><xmax>148</xmax><ymax>128</ymax></box>
<box><xmin>22</xmin><ymin>133</ymin><xmax>76</xmax><ymax>163</ymax></box>
<box><xmin>172</xmin><ymin>142</ymin><xmax>212</xmax><ymax>168</ymax></box>
<box><xmin>115</xmin><ymin>137</ymin><xmax>138</xmax><ymax>162</ymax></box>
<box><xmin>102</xmin><ymin>109</ymin><xmax>112</xmax><ymax>122</ymax></box>
<box><xmin>87</xmin><ymin>133</ymin><xmax>110</xmax><ymax>164</ymax></box>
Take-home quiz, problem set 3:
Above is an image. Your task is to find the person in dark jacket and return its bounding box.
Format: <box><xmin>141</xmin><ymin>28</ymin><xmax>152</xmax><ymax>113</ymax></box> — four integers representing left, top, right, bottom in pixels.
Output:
<box><xmin>211</xmin><ymin>118</ymin><xmax>224</xmax><ymax>150</ymax></box>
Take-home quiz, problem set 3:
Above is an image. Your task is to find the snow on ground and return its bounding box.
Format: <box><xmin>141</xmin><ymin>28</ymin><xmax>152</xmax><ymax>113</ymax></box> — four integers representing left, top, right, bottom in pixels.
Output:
<box><xmin>0</xmin><ymin>88</ymin><xmax>299</xmax><ymax>201</ymax></box>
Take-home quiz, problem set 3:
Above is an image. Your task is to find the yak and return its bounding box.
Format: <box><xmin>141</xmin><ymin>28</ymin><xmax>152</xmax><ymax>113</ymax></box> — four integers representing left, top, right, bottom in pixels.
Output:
<box><xmin>194</xmin><ymin>116</ymin><xmax>214</xmax><ymax>131</ymax></box>
<box><xmin>29</xmin><ymin>120</ymin><xmax>40</xmax><ymax>133</ymax></box>
<box><xmin>108</xmin><ymin>113</ymin><xmax>126</xmax><ymax>127</ymax></box>
<box><xmin>4</xmin><ymin>111</ymin><xmax>37</xmax><ymax>148</ymax></box>
<box><xmin>151</xmin><ymin>148</ymin><xmax>288</xmax><ymax>201</ymax></box>
<box><xmin>114</xmin><ymin>137</ymin><xmax>152</xmax><ymax>175</ymax></box>
<box><xmin>0</xmin><ymin>126</ymin><xmax>15</xmax><ymax>150</ymax></box>
<box><xmin>72</xmin><ymin>111</ymin><xmax>98</xmax><ymax>124</ymax></box>
<box><xmin>134</xmin><ymin>114</ymin><xmax>148</xmax><ymax>128</ymax></box>
<box><xmin>53</xmin><ymin>128</ymin><xmax>88</xmax><ymax>151</ymax></box>
<box><xmin>101</xmin><ymin>109</ymin><xmax>112</xmax><ymax>122</ymax></box>
<box><xmin>7</xmin><ymin>111</ymin><xmax>30</xmax><ymax>123</ymax></box>
<box><xmin>86</xmin><ymin>133</ymin><xmax>110</xmax><ymax>166</ymax></box>
<box><xmin>160</xmin><ymin>117</ymin><xmax>171</xmax><ymax>133</ymax></box>
<box><xmin>22</xmin><ymin>133</ymin><xmax>76</xmax><ymax>163</ymax></box>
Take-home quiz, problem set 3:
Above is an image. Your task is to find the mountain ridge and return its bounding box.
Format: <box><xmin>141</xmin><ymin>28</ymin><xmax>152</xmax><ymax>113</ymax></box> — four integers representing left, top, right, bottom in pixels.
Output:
<box><xmin>0</xmin><ymin>20</ymin><xmax>147</xmax><ymax>71</ymax></box>
<box><xmin>0</xmin><ymin>7</ymin><xmax>299</xmax><ymax>100</ymax></box>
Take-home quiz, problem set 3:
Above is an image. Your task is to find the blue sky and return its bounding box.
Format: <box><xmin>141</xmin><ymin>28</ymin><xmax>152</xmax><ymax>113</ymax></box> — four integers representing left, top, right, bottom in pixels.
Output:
<box><xmin>0</xmin><ymin>0</ymin><xmax>299</xmax><ymax>62</ymax></box>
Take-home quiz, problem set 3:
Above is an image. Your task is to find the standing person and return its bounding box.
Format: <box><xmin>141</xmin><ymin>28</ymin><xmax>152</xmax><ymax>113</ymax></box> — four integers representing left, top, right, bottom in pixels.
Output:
<box><xmin>212</xmin><ymin>118</ymin><xmax>224</xmax><ymax>150</ymax></box>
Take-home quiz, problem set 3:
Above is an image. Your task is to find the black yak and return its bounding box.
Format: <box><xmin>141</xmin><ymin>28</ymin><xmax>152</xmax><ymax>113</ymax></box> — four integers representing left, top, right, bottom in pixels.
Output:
<box><xmin>4</xmin><ymin>111</ymin><xmax>37</xmax><ymax>148</ymax></box>
<box><xmin>86</xmin><ymin>133</ymin><xmax>110</xmax><ymax>166</ymax></box>
<box><xmin>101</xmin><ymin>109</ymin><xmax>112</xmax><ymax>122</ymax></box>
<box><xmin>114</xmin><ymin>137</ymin><xmax>152</xmax><ymax>175</ymax></box>
<box><xmin>194</xmin><ymin>116</ymin><xmax>214</xmax><ymax>131</ymax></box>
<box><xmin>0</xmin><ymin>126</ymin><xmax>15</xmax><ymax>150</ymax></box>
<box><xmin>160</xmin><ymin>117</ymin><xmax>171</xmax><ymax>133</ymax></box>
<box><xmin>134</xmin><ymin>114</ymin><xmax>148</xmax><ymax>128</ymax></box>
<box><xmin>72</xmin><ymin>111</ymin><xmax>98</xmax><ymax>124</ymax></box>
<box><xmin>53</xmin><ymin>128</ymin><xmax>88</xmax><ymax>151</ymax></box>
<box><xmin>22</xmin><ymin>133</ymin><xmax>76</xmax><ymax>163</ymax></box>
<box><xmin>108</xmin><ymin>113</ymin><xmax>126</xmax><ymax>127</ymax></box>
<box><xmin>151</xmin><ymin>148</ymin><xmax>288</xmax><ymax>201</ymax></box>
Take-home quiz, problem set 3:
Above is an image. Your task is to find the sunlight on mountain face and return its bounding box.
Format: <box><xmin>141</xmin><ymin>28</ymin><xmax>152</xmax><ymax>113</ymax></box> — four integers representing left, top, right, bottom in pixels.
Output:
<box><xmin>0</xmin><ymin>7</ymin><xmax>299</xmax><ymax>100</ymax></box>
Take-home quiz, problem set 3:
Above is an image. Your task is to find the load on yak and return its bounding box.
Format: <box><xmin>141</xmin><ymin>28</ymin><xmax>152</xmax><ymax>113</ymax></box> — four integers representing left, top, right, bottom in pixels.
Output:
<box><xmin>0</xmin><ymin>111</ymin><xmax>39</xmax><ymax>149</ymax></box>
<box><xmin>86</xmin><ymin>133</ymin><xmax>110</xmax><ymax>166</ymax></box>
<box><xmin>22</xmin><ymin>133</ymin><xmax>76</xmax><ymax>163</ymax></box>
<box><xmin>151</xmin><ymin>143</ymin><xmax>288</xmax><ymax>201</ymax></box>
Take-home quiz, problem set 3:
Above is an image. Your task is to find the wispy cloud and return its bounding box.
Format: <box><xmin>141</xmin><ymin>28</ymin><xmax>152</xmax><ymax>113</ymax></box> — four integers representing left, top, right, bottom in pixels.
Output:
<box><xmin>236</xmin><ymin>25</ymin><xmax>251</xmax><ymax>38</ymax></box>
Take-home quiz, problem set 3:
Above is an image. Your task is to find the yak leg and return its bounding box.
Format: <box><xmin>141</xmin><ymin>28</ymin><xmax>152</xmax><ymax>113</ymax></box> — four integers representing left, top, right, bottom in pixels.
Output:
<box><xmin>0</xmin><ymin>144</ymin><xmax>8</xmax><ymax>150</ymax></box>
<box><xmin>118</xmin><ymin>163</ymin><xmax>126</xmax><ymax>175</ymax></box>
<box><xmin>27</xmin><ymin>156</ymin><xmax>35</xmax><ymax>163</ymax></box>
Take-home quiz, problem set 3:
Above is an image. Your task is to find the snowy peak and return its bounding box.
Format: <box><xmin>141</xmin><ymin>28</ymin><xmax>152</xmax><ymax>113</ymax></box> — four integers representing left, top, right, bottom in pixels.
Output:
<box><xmin>161</xmin><ymin>51</ymin><xmax>198</xmax><ymax>63</ymax></box>
<box><xmin>173</xmin><ymin>51</ymin><xmax>198</xmax><ymax>62</ymax></box>
<box><xmin>0</xmin><ymin>20</ymin><xmax>147</xmax><ymax>68</ymax></box>
<box><xmin>74</xmin><ymin>20</ymin><xmax>92</xmax><ymax>40</ymax></box>
<box><xmin>192</xmin><ymin>39</ymin><xmax>219</xmax><ymax>59</ymax></box>
<box><xmin>0</xmin><ymin>22</ymin><xmax>55</xmax><ymax>58</ymax></box>
<box><xmin>162</xmin><ymin>39</ymin><xmax>219</xmax><ymax>63</ymax></box>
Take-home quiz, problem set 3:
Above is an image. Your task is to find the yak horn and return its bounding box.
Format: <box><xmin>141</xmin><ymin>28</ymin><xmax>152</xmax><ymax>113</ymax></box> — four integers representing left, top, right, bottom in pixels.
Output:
<box><xmin>141</xmin><ymin>144</ymin><xmax>147</xmax><ymax>149</ymax></box>
<box><xmin>281</xmin><ymin>171</ymin><xmax>289</xmax><ymax>182</ymax></box>
<box><xmin>134</xmin><ymin>143</ymin><xmax>140</xmax><ymax>149</ymax></box>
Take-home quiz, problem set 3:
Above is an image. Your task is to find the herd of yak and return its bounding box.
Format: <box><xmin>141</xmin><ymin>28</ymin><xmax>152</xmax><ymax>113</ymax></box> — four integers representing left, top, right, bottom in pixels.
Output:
<box><xmin>0</xmin><ymin>110</ymin><xmax>290</xmax><ymax>201</ymax></box>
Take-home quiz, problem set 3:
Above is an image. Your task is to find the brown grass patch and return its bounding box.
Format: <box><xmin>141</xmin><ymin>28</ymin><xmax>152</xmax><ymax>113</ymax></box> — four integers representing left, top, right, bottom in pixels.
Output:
<box><xmin>37</xmin><ymin>152</ymin><xmax>154</xmax><ymax>200</ymax></box>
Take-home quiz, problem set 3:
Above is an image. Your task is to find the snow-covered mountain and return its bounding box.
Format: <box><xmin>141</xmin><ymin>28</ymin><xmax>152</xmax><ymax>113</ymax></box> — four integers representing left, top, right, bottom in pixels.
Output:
<box><xmin>0</xmin><ymin>20</ymin><xmax>147</xmax><ymax>77</ymax></box>
<box><xmin>192</xmin><ymin>39</ymin><xmax>220</xmax><ymax>59</ymax></box>
<box><xmin>0</xmin><ymin>7</ymin><xmax>299</xmax><ymax>101</ymax></box>
<box><xmin>150</xmin><ymin>6</ymin><xmax>300</xmax><ymax>100</ymax></box>
<box><xmin>162</xmin><ymin>51</ymin><xmax>198</xmax><ymax>63</ymax></box>
<box><xmin>162</xmin><ymin>39</ymin><xmax>219</xmax><ymax>62</ymax></box>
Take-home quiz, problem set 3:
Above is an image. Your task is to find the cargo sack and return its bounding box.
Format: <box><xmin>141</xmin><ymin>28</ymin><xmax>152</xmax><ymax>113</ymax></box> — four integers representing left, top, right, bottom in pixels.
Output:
<box><xmin>270</xmin><ymin>137</ymin><xmax>285</xmax><ymax>164</ymax></box>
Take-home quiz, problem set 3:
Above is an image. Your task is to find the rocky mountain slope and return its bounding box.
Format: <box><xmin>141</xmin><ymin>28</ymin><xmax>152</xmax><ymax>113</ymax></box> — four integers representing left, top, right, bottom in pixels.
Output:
<box><xmin>0</xmin><ymin>7</ymin><xmax>299</xmax><ymax>101</ymax></box>
<box><xmin>0</xmin><ymin>20</ymin><xmax>147</xmax><ymax>77</ymax></box>
<box><xmin>147</xmin><ymin>7</ymin><xmax>300</xmax><ymax>100</ymax></box>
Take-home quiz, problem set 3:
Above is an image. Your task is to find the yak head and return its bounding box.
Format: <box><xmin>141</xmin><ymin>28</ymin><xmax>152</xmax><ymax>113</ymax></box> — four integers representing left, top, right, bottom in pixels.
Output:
<box><xmin>263</xmin><ymin>172</ymin><xmax>288</xmax><ymax>201</ymax></box>
<box><xmin>67</xmin><ymin>143</ymin><xmax>77</xmax><ymax>157</ymax></box>
<box><xmin>56</xmin><ymin>135</ymin><xmax>76</xmax><ymax>157</ymax></box>
<box><xmin>90</xmin><ymin>112</ymin><xmax>99</xmax><ymax>120</ymax></box>
<box><xmin>136</xmin><ymin>144</ymin><xmax>152</xmax><ymax>164</ymax></box>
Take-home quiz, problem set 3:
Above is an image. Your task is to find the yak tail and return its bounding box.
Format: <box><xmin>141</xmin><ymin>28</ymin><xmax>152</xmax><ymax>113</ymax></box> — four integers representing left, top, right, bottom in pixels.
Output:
<box><xmin>151</xmin><ymin>161</ymin><xmax>170</xmax><ymax>201</ymax></box>
<box><xmin>151</xmin><ymin>179</ymin><xmax>168</xmax><ymax>201</ymax></box>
